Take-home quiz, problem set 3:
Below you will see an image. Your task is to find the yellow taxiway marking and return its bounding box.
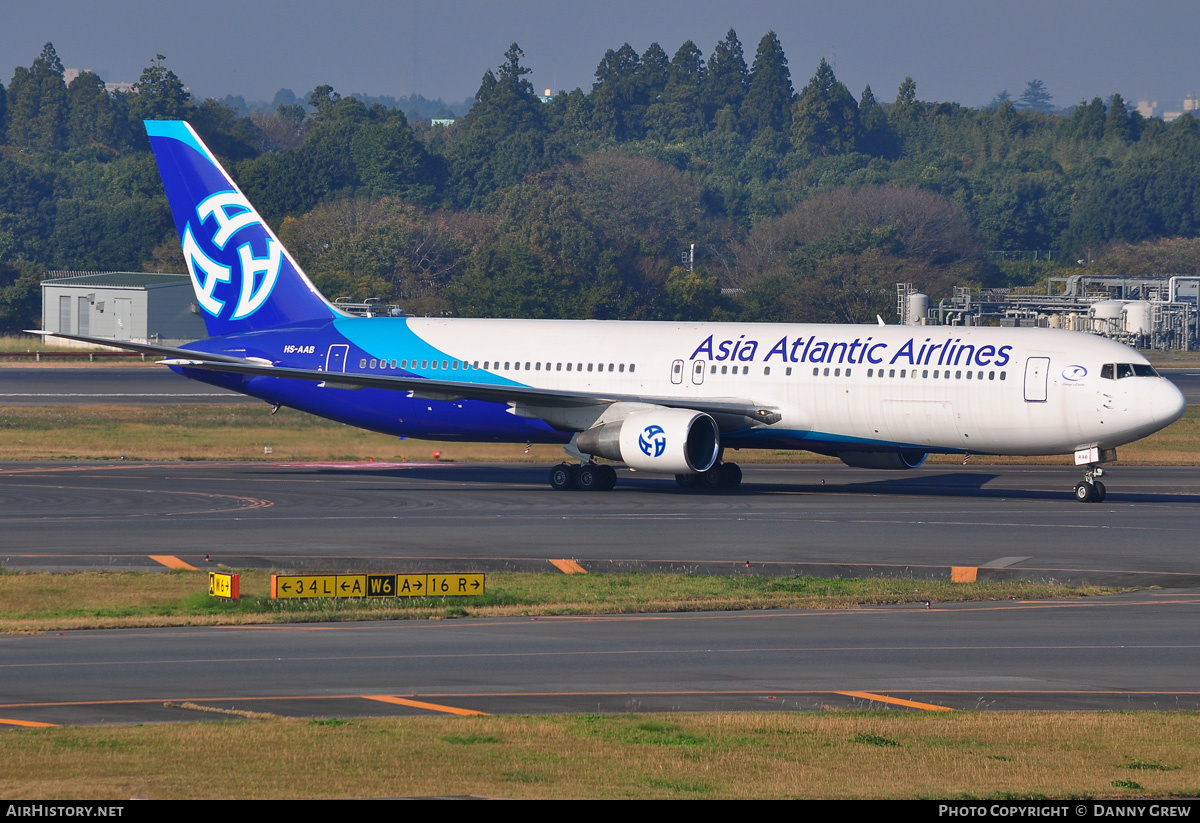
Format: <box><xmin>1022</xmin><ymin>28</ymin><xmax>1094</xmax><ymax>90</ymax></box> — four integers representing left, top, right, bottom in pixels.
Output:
<box><xmin>549</xmin><ymin>559</ymin><xmax>587</xmax><ymax>574</ymax></box>
<box><xmin>363</xmin><ymin>695</ymin><xmax>488</xmax><ymax>716</ymax></box>
<box><xmin>951</xmin><ymin>566</ymin><xmax>978</xmax><ymax>583</ymax></box>
<box><xmin>836</xmin><ymin>691</ymin><xmax>954</xmax><ymax>712</ymax></box>
<box><xmin>150</xmin><ymin>555</ymin><xmax>198</xmax><ymax>570</ymax></box>
<box><xmin>0</xmin><ymin>717</ymin><xmax>58</xmax><ymax>727</ymax></box>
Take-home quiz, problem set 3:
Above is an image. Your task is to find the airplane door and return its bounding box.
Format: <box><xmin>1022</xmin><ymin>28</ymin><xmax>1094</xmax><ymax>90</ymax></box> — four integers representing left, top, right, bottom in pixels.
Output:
<box><xmin>691</xmin><ymin>360</ymin><xmax>706</xmax><ymax>385</ymax></box>
<box><xmin>325</xmin><ymin>344</ymin><xmax>349</xmax><ymax>373</ymax></box>
<box><xmin>670</xmin><ymin>359</ymin><xmax>684</xmax><ymax>384</ymax></box>
<box><xmin>1024</xmin><ymin>357</ymin><xmax>1049</xmax><ymax>402</ymax></box>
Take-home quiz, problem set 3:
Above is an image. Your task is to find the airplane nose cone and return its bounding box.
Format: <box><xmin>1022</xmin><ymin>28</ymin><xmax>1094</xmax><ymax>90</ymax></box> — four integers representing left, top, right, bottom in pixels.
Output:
<box><xmin>1152</xmin><ymin>378</ymin><xmax>1187</xmax><ymax>429</ymax></box>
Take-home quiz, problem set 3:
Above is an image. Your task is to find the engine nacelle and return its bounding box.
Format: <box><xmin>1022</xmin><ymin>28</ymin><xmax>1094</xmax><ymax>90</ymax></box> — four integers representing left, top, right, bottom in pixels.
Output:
<box><xmin>575</xmin><ymin>407</ymin><xmax>720</xmax><ymax>474</ymax></box>
<box><xmin>837</xmin><ymin>450</ymin><xmax>928</xmax><ymax>470</ymax></box>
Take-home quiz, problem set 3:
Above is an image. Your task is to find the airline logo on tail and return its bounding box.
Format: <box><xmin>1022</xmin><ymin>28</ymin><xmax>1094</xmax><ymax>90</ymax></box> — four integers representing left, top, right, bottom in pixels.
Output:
<box><xmin>184</xmin><ymin>190</ymin><xmax>281</xmax><ymax>319</ymax></box>
<box><xmin>145</xmin><ymin>120</ymin><xmax>335</xmax><ymax>336</ymax></box>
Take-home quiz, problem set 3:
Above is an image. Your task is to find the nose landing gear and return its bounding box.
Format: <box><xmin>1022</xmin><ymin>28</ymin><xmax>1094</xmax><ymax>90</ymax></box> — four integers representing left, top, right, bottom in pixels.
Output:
<box><xmin>1074</xmin><ymin>465</ymin><xmax>1107</xmax><ymax>503</ymax></box>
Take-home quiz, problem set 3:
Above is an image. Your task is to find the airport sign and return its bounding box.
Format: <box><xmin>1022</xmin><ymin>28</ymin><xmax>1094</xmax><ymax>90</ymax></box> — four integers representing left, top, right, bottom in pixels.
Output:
<box><xmin>272</xmin><ymin>573</ymin><xmax>484</xmax><ymax>599</ymax></box>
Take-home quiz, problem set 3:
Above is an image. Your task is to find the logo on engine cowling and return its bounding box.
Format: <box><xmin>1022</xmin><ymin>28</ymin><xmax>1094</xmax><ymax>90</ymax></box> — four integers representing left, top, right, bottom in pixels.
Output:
<box><xmin>638</xmin><ymin>424</ymin><xmax>667</xmax><ymax>458</ymax></box>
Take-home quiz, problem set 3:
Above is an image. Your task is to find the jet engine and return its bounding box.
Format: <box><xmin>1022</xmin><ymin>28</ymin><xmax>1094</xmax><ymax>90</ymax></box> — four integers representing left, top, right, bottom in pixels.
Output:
<box><xmin>837</xmin><ymin>450</ymin><xmax>928</xmax><ymax>470</ymax></box>
<box><xmin>575</xmin><ymin>407</ymin><xmax>720</xmax><ymax>474</ymax></box>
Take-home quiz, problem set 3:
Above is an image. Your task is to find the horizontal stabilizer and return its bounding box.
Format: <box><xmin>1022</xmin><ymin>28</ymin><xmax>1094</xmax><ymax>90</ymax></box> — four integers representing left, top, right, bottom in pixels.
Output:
<box><xmin>27</xmin><ymin>331</ymin><xmax>253</xmax><ymax>364</ymax></box>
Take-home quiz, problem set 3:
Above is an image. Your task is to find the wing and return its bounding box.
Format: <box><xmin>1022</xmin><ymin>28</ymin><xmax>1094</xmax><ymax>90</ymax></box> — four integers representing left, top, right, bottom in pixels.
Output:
<box><xmin>28</xmin><ymin>330</ymin><xmax>782</xmax><ymax>427</ymax></box>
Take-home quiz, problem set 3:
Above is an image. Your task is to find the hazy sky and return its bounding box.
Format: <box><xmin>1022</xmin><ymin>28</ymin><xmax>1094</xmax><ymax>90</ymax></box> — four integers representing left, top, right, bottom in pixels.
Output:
<box><xmin>4</xmin><ymin>0</ymin><xmax>1197</xmax><ymax>109</ymax></box>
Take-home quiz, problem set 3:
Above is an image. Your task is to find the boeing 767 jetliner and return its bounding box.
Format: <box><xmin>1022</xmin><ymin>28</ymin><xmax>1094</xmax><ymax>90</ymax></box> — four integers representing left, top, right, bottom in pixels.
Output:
<box><xmin>34</xmin><ymin>121</ymin><xmax>1186</xmax><ymax>500</ymax></box>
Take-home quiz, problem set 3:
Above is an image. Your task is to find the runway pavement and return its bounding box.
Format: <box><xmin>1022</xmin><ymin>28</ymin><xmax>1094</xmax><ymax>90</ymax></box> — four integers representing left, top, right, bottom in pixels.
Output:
<box><xmin>2</xmin><ymin>589</ymin><xmax>1198</xmax><ymax>724</ymax></box>
<box><xmin>2</xmin><ymin>461</ymin><xmax>1198</xmax><ymax>586</ymax></box>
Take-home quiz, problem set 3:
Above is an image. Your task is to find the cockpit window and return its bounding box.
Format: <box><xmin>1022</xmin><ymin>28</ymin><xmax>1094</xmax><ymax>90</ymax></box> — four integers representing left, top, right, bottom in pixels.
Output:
<box><xmin>1104</xmin><ymin>363</ymin><xmax>1160</xmax><ymax>379</ymax></box>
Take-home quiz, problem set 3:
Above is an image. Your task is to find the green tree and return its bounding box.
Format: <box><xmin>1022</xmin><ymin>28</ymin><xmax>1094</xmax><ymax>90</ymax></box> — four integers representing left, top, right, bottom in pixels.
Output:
<box><xmin>888</xmin><ymin>76</ymin><xmax>921</xmax><ymax>150</ymax></box>
<box><xmin>349</xmin><ymin>108</ymin><xmax>438</xmax><ymax>202</ymax></box>
<box><xmin>857</xmin><ymin>84</ymin><xmax>891</xmax><ymax>156</ymax></box>
<box><xmin>1067</xmin><ymin>96</ymin><xmax>1106</xmax><ymax>141</ymax></box>
<box><xmin>1105</xmin><ymin>93</ymin><xmax>1135</xmax><ymax>142</ymax></box>
<box><xmin>189</xmin><ymin>99</ymin><xmax>261</xmax><ymax>161</ymax></box>
<box><xmin>129</xmin><ymin>55</ymin><xmax>192</xmax><ymax>122</ymax></box>
<box><xmin>790</xmin><ymin>58</ymin><xmax>860</xmax><ymax>157</ymax></box>
<box><xmin>589</xmin><ymin>44</ymin><xmax>643</xmax><ymax>140</ymax></box>
<box><xmin>662</xmin><ymin>264</ymin><xmax>720</xmax><ymax>320</ymax></box>
<box><xmin>638</xmin><ymin>42</ymin><xmax>670</xmax><ymax>107</ymax></box>
<box><xmin>446</xmin><ymin>44</ymin><xmax>552</xmax><ymax>207</ymax></box>
<box><xmin>0</xmin><ymin>260</ymin><xmax>41</xmax><ymax>334</ymax></box>
<box><xmin>6</xmin><ymin>43</ymin><xmax>69</xmax><ymax>151</ymax></box>
<box><xmin>739</xmin><ymin>31</ymin><xmax>792</xmax><ymax>137</ymax></box>
<box><xmin>1017</xmin><ymin>79</ymin><xmax>1053</xmax><ymax>113</ymax></box>
<box><xmin>66</xmin><ymin>70</ymin><xmax>125</xmax><ymax>148</ymax></box>
<box><xmin>307</xmin><ymin>84</ymin><xmax>341</xmax><ymax>119</ymax></box>
<box><xmin>703</xmin><ymin>29</ymin><xmax>749</xmax><ymax>129</ymax></box>
<box><xmin>987</xmin><ymin>90</ymin><xmax>1010</xmax><ymax>109</ymax></box>
<box><xmin>645</xmin><ymin>40</ymin><xmax>705</xmax><ymax>141</ymax></box>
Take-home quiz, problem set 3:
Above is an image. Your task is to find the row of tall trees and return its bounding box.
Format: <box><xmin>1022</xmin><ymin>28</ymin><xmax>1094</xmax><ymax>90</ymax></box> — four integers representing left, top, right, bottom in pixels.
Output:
<box><xmin>2</xmin><ymin>36</ymin><xmax>1199</xmax><ymax>333</ymax></box>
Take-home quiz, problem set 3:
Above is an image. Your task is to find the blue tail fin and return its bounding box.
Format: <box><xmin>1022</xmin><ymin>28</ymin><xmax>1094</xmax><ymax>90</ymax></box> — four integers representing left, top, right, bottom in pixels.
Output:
<box><xmin>145</xmin><ymin>120</ymin><xmax>337</xmax><ymax>337</ymax></box>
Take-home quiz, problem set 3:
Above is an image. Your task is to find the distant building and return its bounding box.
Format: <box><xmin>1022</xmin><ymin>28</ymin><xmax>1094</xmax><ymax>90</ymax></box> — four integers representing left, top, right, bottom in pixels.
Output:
<box><xmin>539</xmin><ymin>88</ymin><xmax>555</xmax><ymax>104</ymax></box>
<box><xmin>41</xmin><ymin>272</ymin><xmax>207</xmax><ymax>347</ymax></box>
<box><xmin>430</xmin><ymin>118</ymin><xmax>456</xmax><ymax>127</ymax></box>
<box><xmin>1136</xmin><ymin>94</ymin><xmax>1199</xmax><ymax>122</ymax></box>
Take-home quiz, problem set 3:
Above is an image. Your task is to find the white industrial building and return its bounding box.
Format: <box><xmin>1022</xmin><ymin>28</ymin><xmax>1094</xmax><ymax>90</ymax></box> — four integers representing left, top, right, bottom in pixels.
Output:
<box><xmin>40</xmin><ymin>272</ymin><xmax>207</xmax><ymax>346</ymax></box>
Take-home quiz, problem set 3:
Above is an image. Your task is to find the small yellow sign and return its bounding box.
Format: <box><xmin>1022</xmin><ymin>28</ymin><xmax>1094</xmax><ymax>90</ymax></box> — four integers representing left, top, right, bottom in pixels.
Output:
<box><xmin>208</xmin><ymin>571</ymin><xmax>240</xmax><ymax>600</ymax></box>
<box><xmin>427</xmin><ymin>574</ymin><xmax>485</xmax><ymax>597</ymax></box>
<box><xmin>270</xmin><ymin>573</ymin><xmax>484</xmax><ymax>599</ymax></box>
<box><xmin>395</xmin><ymin>574</ymin><xmax>429</xmax><ymax>597</ymax></box>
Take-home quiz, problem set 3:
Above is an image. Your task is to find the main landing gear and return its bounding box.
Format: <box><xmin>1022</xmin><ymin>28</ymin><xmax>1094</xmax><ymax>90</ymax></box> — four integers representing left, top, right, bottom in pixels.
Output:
<box><xmin>549</xmin><ymin>462</ymin><xmax>617</xmax><ymax>492</ymax></box>
<box><xmin>1074</xmin><ymin>465</ymin><xmax>1107</xmax><ymax>503</ymax></box>
<box><xmin>675</xmin><ymin>462</ymin><xmax>742</xmax><ymax>490</ymax></box>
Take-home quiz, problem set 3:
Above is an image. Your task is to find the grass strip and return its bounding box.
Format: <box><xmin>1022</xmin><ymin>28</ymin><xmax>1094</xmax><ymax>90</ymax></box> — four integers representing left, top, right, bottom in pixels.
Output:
<box><xmin>0</xmin><ymin>403</ymin><xmax>1196</xmax><ymax>464</ymax></box>
<box><xmin>1</xmin><ymin>712</ymin><xmax>1197</xmax><ymax>799</ymax></box>
<box><xmin>0</xmin><ymin>569</ymin><xmax>1120</xmax><ymax>633</ymax></box>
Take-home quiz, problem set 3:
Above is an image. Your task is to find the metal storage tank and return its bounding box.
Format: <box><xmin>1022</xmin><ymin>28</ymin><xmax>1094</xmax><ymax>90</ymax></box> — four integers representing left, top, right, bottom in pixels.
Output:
<box><xmin>1123</xmin><ymin>300</ymin><xmax>1153</xmax><ymax>335</ymax></box>
<box><xmin>906</xmin><ymin>291</ymin><xmax>930</xmax><ymax>325</ymax></box>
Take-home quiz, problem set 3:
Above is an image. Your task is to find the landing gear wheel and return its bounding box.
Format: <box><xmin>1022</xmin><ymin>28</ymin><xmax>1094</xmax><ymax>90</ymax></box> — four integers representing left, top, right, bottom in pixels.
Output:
<box><xmin>675</xmin><ymin>473</ymin><xmax>698</xmax><ymax>489</ymax></box>
<box><xmin>549</xmin><ymin>463</ymin><xmax>577</xmax><ymax>491</ymax></box>
<box><xmin>598</xmin><ymin>464</ymin><xmax>617</xmax><ymax>491</ymax></box>
<box><xmin>719</xmin><ymin>462</ymin><xmax>743</xmax><ymax>489</ymax></box>
<box><xmin>1074</xmin><ymin>482</ymin><xmax>1094</xmax><ymax>503</ymax></box>
<box><xmin>576</xmin><ymin>464</ymin><xmax>600</xmax><ymax>491</ymax></box>
<box><xmin>1092</xmin><ymin>480</ymin><xmax>1106</xmax><ymax>502</ymax></box>
<box><xmin>699</xmin><ymin>466</ymin><xmax>725</xmax><ymax>489</ymax></box>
